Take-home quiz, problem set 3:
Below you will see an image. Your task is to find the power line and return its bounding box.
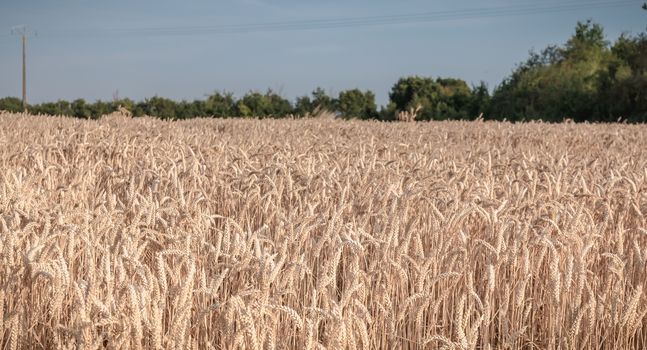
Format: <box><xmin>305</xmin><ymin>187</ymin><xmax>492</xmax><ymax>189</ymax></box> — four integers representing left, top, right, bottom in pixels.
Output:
<box><xmin>111</xmin><ymin>0</ymin><xmax>636</xmax><ymax>35</ymax></box>
<box><xmin>13</xmin><ymin>0</ymin><xmax>637</xmax><ymax>38</ymax></box>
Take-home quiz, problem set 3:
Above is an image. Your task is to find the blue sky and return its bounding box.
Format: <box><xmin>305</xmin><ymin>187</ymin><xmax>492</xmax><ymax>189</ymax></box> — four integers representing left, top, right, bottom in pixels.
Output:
<box><xmin>0</xmin><ymin>0</ymin><xmax>645</xmax><ymax>106</ymax></box>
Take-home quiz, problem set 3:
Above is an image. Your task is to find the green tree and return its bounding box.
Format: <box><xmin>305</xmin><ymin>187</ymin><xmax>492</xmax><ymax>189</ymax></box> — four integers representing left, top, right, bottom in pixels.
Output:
<box><xmin>235</xmin><ymin>90</ymin><xmax>293</xmax><ymax>118</ymax></box>
<box><xmin>389</xmin><ymin>76</ymin><xmax>473</xmax><ymax>120</ymax></box>
<box><xmin>563</xmin><ymin>20</ymin><xmax>607</xmax><ymax>61</ymax></box>
<box><xmin>336</xmin><ymin>89</ymin><xmax>377</xmax><ymax>119</ymax></box>
<box><xmin>205</xmin><ymin>91</ymin><xmax>235</xmax><ymax>117</ymax></box>
<box><xmin>136</xmin><ymin>96</ymin><xmax>178</xmax><ymax>119</ymax></box>
<box><xmin>71</xmin><ymin>99</ymin><xmax>91</xmax><ymax>118</ymax></box>
<box><xmin>294</xmin><ymin>87</ymin><xmax>335</xmax><ymax>116</ymax></box>
<box><xmin>312</xmin><ymin>87</ymin><xmax>335</xmax><ymax>111</ymax></box>
<box><xmin>467</xmin><ymin>82</ymin><xmax>491</xmax><ymax>119</ymax></box>
<box><xmin>598</xmin><ymin>33</ymin><xmax>647</xmax><ymax>122</ymax></box>
<box><xmin>490</xmin><ymin>20</ymin><xmax>617</xmax><ymax>122</ymax></box>
<box><xmin>31</xmin><ymin>100</ymin><xmax>72</xmax><ymax>116</ymax></box>
<box><xmin>173</xmin><ymin>100</ymin><xmax>209</xmax><ymax>119</ymax></box>
<box><xmin>89</xmin><ymin>100</ymin><xmax>113</xmax><ymax>118</ymax></box>
<box><xmin>0</xmin><ymin>97</ymin><xmax>24</xmax><ymax>113</ymax></box>
<box><xmin>294</xmin><ymin>95</ymin><xmax>313</xmax><ymax>116</ymax></box>
<box><xmin>111</xmin><ymin>98</ymin><xmax>136</xmax><ymax>116</ymax></box>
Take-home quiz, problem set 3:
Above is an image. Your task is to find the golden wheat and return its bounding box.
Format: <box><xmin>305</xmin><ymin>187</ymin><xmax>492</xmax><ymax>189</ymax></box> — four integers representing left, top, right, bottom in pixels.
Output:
<box><xmin>0</xmin><ymin>110</ymin><xmax>646</xmax><ymax>349</ymax></box>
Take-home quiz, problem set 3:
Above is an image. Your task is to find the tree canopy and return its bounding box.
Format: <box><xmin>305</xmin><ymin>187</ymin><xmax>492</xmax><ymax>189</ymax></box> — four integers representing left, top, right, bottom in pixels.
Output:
<box><xmin>2</xmin><ymin>18</ymin><xmax>646</xmax><ymax>122</ymax></box>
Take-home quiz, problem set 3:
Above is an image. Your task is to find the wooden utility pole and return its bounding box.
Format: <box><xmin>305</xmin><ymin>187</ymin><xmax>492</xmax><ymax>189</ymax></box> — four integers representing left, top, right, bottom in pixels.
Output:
<box><xmin>11</xmin><ymin>26</ymin><xmax>34</xmax><ymax>111</ymax></box>
<box><xmin>22</xmin><ymin>35</ymin><xmax>26</xmax><ymax>109</ymax></box>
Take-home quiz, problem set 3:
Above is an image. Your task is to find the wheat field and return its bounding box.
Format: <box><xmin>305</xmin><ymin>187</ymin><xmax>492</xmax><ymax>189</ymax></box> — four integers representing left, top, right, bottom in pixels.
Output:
<box><xmin>0</xmin><ymin>111</ymin><xmax>646</xmax><ymax>349</ymax></box>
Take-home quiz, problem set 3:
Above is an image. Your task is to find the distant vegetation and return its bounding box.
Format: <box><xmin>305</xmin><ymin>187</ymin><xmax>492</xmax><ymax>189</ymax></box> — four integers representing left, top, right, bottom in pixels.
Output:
<box><xmin>1</xmin><ymin>20</ymin><xmax>646</xmax><ymax>122</ymax></box>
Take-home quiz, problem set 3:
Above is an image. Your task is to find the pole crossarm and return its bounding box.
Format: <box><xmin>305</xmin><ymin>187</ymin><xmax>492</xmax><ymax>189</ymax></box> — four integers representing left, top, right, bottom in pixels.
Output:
<box><xmin>11</xmin><ymin>25</ymin><xmax>35</xmax><ymax>37</ymax></box>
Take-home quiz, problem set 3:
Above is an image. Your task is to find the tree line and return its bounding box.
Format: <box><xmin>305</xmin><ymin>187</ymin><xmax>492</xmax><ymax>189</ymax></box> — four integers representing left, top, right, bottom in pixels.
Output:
<box><xmin>1</xmin><ymin>20</ymin><xmax>645</xmax><ymax>122</ymax></box>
